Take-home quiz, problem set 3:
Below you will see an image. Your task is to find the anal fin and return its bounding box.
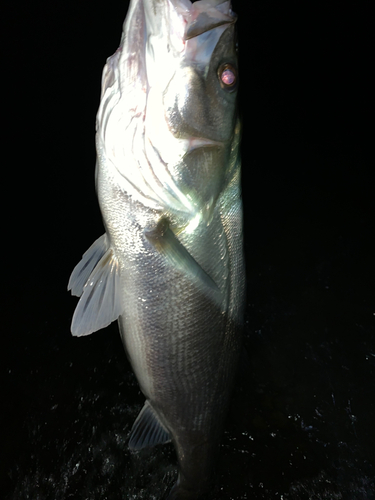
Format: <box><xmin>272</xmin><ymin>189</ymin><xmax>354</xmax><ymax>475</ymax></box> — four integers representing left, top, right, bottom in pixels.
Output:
<box><xmin>129</xmin><ymin>400</ymin><xmax>171</xmax><ymax>450</ymax></box>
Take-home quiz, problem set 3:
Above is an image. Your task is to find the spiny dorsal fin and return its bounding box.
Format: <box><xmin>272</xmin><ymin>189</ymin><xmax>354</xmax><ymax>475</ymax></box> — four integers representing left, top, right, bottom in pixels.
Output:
<box><xmin>69</xmin><ymin>238</ymin><xmax>123</xmax><ymax>337</ymax></box>
<box><xmin>129</xmin><ymin>401</ymin><xmax>171</xmax><ymax>450</ymax></box>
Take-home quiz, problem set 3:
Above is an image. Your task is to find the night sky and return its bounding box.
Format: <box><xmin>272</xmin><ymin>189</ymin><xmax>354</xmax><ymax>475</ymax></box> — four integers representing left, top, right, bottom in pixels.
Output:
<box><xmin>3</xmin><ymin>1</ymin><xmax>374</xmax><ymax>498</ymax></box>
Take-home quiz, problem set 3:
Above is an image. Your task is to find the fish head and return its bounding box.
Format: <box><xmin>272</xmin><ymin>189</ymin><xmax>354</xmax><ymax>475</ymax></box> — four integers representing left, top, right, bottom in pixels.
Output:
<box><xmin>96</xmin><ymin>0</ymin><xmax>240</xmax><ymax>220</ymax></box>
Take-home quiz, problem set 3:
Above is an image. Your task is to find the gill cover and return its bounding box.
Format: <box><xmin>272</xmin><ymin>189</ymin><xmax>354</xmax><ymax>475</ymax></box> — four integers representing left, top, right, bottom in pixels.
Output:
<box><xmin>95</xmin><ymin>0</ymin><xmax>237</xmax><ymax>215</ymax></box>
<box><xmin>69</xmin><ymin>0</ymin><xmax>238</xmax><ymax>335</ymax></box>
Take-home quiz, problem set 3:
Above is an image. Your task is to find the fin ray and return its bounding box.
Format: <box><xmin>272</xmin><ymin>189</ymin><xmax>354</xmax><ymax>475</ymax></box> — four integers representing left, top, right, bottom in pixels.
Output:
<box><xmin>68</xmin><ymin>234</ymin><xmax>109</xmax><ymax>297</ymax></box>
<box><xmin>145</xmin><ymin>219</ymin><xmax>221</xmax><ymax>295</ymax></box>
<box><xmin>129</xmin><ymin>401</ymin><xmax>171</xmax><ymax>450</ymax></box>
<box><xmin>70</xmin><ymin>246</ymin><xmax>123</xmax><ymax>337</ymax></box>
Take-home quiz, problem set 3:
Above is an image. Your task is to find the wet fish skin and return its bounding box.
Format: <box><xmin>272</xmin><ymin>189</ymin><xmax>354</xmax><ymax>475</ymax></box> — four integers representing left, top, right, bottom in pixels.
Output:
<box><xmin>68</xmin><ymin>0</ymin><xmax>245</xmax><ymax>498</ymax></box>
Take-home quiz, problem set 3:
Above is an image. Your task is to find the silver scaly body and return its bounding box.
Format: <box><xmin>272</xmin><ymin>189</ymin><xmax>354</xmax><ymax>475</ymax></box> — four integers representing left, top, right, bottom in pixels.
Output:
<box><xmin>68</xmin><ymin>0</ymin><xmax>245</xmax><ymax>497</ymax></box>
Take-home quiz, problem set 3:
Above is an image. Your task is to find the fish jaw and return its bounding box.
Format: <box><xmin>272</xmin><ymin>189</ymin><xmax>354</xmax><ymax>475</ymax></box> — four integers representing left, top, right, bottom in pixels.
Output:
<box><xmin>92</xmin><ymin>0</ymin><xmax>244</xmax><ymax>498</ymax></box>
<box><xmin>96</xmin><ymin>0</ymin><xmax>238</xmax><ymax>219</ymax></box>
<box><xmin>142</xmin><ymin>0</ymin><xmax>236</xmax><ymax>88</ymax></box>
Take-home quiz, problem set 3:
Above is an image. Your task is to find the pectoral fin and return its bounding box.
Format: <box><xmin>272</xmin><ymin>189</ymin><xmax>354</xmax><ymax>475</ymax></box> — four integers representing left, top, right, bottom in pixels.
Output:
<box><xmin>129</xmin><ymin>401</ymin><xmax>171</xmax><ymax>450</ymax></box>
<box><xmin>145</xmin><ymin>219</ymin><xmax>220</xmax><ymax>295</ymax></box>
<box><xmin>68</xmin><ymin>235</ymin><xmax>123</xmax><ymax>337</ymax></box>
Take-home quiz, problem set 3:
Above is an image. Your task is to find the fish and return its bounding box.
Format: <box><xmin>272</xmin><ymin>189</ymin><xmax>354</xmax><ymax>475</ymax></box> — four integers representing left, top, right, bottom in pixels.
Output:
<box><xmin>68</xmin><ymin>0</ymin><xmax>245</xmax><ymax>498</ymax></box>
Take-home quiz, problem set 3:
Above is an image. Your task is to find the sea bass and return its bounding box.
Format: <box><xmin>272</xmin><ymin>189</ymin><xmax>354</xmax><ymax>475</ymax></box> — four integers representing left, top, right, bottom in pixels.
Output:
<box><xmin>68</xmin><ymin>0</ymin><xmax>245</xmax><ymax>497</ymax></box>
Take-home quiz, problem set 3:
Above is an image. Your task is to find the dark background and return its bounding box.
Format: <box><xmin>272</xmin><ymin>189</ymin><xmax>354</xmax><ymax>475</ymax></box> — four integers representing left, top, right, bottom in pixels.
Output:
<box><xmin>3</xmin><ymin>1</ymin><xmax>374</xmax><ymax>499</ymax></box>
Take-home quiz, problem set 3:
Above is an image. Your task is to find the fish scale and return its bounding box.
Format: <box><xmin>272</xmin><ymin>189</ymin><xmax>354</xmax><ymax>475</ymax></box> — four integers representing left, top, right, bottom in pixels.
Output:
<box><xmin>68</xmin><ymin>0</ymin><xmax>244</xmax><ymax>497</ymax></box>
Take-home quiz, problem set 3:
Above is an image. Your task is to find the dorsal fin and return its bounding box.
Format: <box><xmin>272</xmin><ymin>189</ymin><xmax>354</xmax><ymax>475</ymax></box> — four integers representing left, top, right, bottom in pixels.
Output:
<box><xmin>69</xmin><ymin>236</ymin><xmax>123</xmax><ymax>337</ymax></box>
<box><xmin>129</xmin><ymin>401</ymin><xmax>171</xmax><ymax>450</ymax></box>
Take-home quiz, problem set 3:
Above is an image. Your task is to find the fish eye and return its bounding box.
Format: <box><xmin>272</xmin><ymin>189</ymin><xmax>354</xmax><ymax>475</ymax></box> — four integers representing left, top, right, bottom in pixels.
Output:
<box><xmin>218</xmin><ymin>63</ymin><xmax>237</xmax><ymax>92</ymax></box>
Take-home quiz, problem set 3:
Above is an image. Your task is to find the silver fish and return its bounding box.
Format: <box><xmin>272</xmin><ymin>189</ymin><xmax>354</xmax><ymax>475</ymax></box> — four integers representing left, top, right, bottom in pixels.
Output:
<box><xmin>68</xmin><ymin>0</ymin><xmax>245</xmax><ymax>497</ymax></box>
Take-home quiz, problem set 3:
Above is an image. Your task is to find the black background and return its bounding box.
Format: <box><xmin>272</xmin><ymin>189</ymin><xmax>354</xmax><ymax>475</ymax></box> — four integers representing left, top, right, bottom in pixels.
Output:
<box><xmin>3</xmin><ymin>1</ymin><xmax>374</xmax><ymax>498</ymax></box>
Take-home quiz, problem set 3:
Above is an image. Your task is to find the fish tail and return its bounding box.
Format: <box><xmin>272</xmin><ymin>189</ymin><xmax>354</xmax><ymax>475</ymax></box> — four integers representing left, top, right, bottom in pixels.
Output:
<box><xmin>167</xmin><ymin>476</ymin><xmax>213</xmax><ymax>500</ymax></box>
<box><xmin>167</xmin><ymin>440</ymin><xmax>218</xmax><ymax>499</ymax></box>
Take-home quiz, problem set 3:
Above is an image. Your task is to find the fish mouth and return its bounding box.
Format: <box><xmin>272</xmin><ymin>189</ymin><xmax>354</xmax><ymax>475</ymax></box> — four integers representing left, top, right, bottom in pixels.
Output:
<box><xmin>182</xmin><ymin>0</ymin><xmax>237</xmax><ymax>40</ymax></box>
<box><xmin>187</xmin><ymin>136</ymin><xmax>224</xmax><ymax>152</ymax></box>
<box><xmin>96</xmin><ymin>0</ymin><xmax>236</xmax><ymax>213</ymax></box>
<box><xmin>143</xmin><ymin>0</ymin><xmax>236</xmax><ymax>48</ymax></box>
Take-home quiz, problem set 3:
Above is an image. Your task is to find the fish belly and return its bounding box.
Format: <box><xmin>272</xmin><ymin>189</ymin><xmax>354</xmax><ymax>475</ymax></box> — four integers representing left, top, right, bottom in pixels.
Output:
<box><xmin>115</xmin><ymin>191</ymin><xmax>244</xmax><ymax>497</ymax></box>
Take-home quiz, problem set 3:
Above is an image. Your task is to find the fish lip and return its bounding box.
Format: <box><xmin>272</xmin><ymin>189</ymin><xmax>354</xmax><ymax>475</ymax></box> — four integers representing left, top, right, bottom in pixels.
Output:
<box><xmin>180</xmin><ymin>0</ymin><xmax>237</xmax><ymax>41</ymax></box>
<box><xmin>187</xmin><ymin>137</ymin><xmax>224</xmax><ymax>152</ymax></box>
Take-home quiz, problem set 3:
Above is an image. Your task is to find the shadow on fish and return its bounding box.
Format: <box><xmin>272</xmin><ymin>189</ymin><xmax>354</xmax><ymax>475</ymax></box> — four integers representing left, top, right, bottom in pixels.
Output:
<box><xmin>68</xmin><ymin>0</ymin><xmax>245</xmax><ymax>497</ymax></box>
